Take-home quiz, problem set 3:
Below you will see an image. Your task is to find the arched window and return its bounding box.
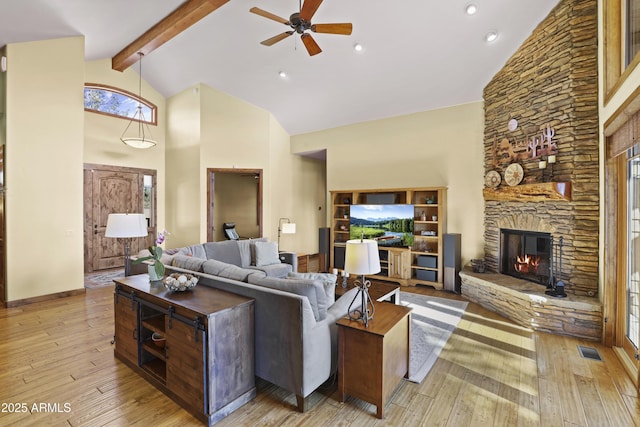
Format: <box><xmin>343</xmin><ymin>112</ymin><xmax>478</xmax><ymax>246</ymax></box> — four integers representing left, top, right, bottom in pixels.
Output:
<box><xmin>84</xmin><ymin>83</ymin><xmax>157</xmax><ymax>125</ymax></box>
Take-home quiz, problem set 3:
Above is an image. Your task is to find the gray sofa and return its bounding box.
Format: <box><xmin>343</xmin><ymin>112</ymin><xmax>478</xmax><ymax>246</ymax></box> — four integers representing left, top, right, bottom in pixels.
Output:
<box><xmin>130</xmin><ymin>239</ymin><xmax>359</xmax><ymax>412</ymax></box>
<box><xmin>131</xmin><ymin>238</ymin><xmax>298</xmax><ymax>277</ymax></box>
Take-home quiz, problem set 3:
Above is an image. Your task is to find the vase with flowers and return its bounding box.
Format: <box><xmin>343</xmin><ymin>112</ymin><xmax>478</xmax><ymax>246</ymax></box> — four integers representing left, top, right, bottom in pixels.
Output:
<box><xmin>133</xmin><ymin>230</ymin><xmax>169</xmax><ymax>282</ymax></box>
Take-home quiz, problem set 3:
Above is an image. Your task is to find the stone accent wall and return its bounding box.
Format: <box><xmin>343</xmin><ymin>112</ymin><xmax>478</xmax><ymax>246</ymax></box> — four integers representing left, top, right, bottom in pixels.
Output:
<box><xmin>482</xmin><ymin>0</ymin><xmax>599</xmax><ymax>297</ymax></box>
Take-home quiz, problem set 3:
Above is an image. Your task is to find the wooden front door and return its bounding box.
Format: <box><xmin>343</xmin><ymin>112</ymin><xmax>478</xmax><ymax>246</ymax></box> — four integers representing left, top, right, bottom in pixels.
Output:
<box><xmin>84</xmin><ymin>164</ymin><xmax>156</xmax><ymax>272</ymax></box>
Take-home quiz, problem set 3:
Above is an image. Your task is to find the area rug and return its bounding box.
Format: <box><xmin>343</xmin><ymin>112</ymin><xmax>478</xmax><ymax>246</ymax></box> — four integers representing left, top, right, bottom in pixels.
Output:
<box><xmin>400</xmin><ymin>291</ymin><xmax>468</xmax><ymax>383</ymax></box>
<box><xmin>84</xmin><ymin>268</ymin><xmax>125</xmax><ymax>288</ymax></box>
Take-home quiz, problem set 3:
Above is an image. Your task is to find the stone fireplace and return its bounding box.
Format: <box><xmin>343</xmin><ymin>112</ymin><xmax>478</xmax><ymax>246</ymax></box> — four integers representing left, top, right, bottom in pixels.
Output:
<box><xmin>459</xmin><ymin>0</ymin><xmax>602</xmax><ymax>341</ymax></box>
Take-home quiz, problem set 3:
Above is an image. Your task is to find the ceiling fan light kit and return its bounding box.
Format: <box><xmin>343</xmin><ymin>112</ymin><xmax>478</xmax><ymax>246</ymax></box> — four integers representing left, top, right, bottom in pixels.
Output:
<box><xmin>250</xmin><ymin>0</ymin><xmax>353</xmax><ymax>56</ymax></box>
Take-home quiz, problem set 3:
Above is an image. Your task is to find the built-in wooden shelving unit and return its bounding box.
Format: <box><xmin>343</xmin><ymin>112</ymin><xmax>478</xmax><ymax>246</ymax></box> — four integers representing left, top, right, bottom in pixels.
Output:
<box><xmin>330</xmin><ymin>187</ymin><xmax>447</xmax><ymax>289</ymax></box>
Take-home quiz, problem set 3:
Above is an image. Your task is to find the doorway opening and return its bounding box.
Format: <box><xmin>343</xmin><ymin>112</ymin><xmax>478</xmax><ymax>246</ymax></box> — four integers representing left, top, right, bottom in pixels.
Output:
<box><xmin>207</xmin><ymin>168</ymin><xmax>262</xmax><ymax>242</ymax></box>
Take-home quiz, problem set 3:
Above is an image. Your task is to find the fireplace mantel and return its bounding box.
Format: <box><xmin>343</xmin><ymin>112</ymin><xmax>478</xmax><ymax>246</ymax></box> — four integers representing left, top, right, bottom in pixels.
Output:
<box><xmin>483</xmin><ymin>182</ymin><xmax>572</xmax><ymax>202</ymax></box>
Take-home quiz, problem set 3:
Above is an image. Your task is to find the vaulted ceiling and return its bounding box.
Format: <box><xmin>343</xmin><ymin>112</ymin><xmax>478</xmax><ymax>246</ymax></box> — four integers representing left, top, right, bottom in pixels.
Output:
<box><xmin>0</xmin><ymin>0</ymin><xmax>559</xmax><ymax>135</ymax></box>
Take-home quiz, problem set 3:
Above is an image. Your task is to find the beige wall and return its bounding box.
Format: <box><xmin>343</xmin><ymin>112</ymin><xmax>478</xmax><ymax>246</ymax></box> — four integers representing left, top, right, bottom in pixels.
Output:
<box><xmin>165</xmin><ymin>84</ymin><xmax>323</xmax><ymax>255</ymax></box>
<box><xmin>291</xmin><ymin>102</ymin><xmax>485</xmax><ymax>264</ymax></box>
<box><xmin>165</xmin><ymin>85</ymin><xmax>201</xmax><ymax>248</ymax></box>
<box><xmin>5</xmin><ymin>37</ymin><xmax>85</xmax><ymax>301</ymax></box>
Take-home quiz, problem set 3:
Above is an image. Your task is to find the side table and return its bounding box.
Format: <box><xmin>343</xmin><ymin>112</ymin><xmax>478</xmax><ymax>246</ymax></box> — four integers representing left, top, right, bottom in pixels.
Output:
<box><xmin>337</xmin><ymin>301</ymin><xmax>411</xmax><ymax>418</ymax></box>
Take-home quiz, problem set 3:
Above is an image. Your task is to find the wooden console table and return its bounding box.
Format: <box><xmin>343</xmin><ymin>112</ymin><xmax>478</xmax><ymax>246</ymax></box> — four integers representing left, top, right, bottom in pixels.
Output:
<box><xmin>337</xmin><ymin>302</ymin><xmax>412</xmax><ymax>418</ymax></box>
<box><xmin>113</xmin><ymin>274</ymin><xmax>255</xmax><ymax>425</ymax></box>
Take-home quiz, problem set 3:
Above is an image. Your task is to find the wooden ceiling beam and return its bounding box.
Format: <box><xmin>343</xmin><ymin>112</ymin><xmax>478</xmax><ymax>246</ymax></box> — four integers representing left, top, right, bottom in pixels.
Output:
<box><xmin>112</xmin><ymin>0</ymin><xmax>230</xmax><ymax>71</ymax></box>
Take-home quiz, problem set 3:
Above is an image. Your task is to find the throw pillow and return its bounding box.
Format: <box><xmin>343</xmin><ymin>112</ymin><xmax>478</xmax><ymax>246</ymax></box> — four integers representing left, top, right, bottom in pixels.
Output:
<box><xmin>254</xmin><ymin>241</ymin><xmax>281</xmax><ymax>267</ymax></box>
<box><xmin>249</xmin><ymin>237</ymin><xmax>268</xmax><ymax>265</ymax></box>
<box><xmin>288</xmin><ymin>272</ymin><xmax>337</xmax><ymax>303</ymax></box>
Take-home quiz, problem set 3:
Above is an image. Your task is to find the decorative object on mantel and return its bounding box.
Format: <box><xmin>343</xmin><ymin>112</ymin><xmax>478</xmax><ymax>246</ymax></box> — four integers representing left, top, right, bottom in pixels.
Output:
<box><xmin>545</xmin><ymin>236</ymin><xmax>567</xmax><ymax>298</ymax></box>
<box><xmin>492</xmin><ymin>122</ymin><xmax>558</xmax><ymax>166</ymax></box>
<box><xmin>483</xmin><ymin>182</ymin><xmax>572</xmax><ymax>202</ymax></box>
<box><xmin>484</xmin><ymin>170</ymin><xmax>501</xmax><ymax>188</ymax></box>
<box><xmin>132</xmin><ymin>229</ymin><xmax>170</xmax><ymax>282</ymax></box>
<box><xmin>163</xmin><ymin>273</ymin><xmax>199</xmax><ymax>292</ymax></box>
<box><xmin>507</xmin><ymin>118</ymin><xmax>518</xmax><ymax>132</ymax></box>
<box><xmin>504</xmin><ymin>163</ymin><xmax>524</xmax><ymax>186</ymax></box>
<box><xmin>538</xmin><ymin>153</ymin><xmax>557</xmax><ymax>182</ymax></box>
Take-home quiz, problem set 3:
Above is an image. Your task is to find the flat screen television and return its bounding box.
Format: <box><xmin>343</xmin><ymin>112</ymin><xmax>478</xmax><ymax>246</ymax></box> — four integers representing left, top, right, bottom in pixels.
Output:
<box><xmin>349</xmin><ymin>204</ymin><xmax>414</xmax><ymax>247</ymax></box>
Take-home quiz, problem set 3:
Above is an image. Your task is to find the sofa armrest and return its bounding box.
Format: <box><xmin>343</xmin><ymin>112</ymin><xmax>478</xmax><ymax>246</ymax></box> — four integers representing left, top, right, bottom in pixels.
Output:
<box><xmin>278</xmin><ymin>251</ymin><xmax>298</xmax><ymax>272</ymax></box>
<box><xmin>316</xmin><ymin>287</ymin><xmax>360</xmax><ymax>375</ymax></box>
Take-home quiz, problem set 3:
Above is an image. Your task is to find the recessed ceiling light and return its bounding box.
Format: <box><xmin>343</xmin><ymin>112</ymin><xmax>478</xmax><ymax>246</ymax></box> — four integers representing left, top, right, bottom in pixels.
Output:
<box><xmin>278</xmin><ymin>70</ymin><xmax>287</xmax><ymax>79</ymax></box>
<box><xmin>354</xmin><ymin>43</ymin><xmax>364</xmax><ymax>53</ymax></box>
<box><xmin>485</xmin><ymin>31</ymin><xmax>498</xmax><ymax>43</ymax></box>
<box><xmin>465</xmin><ymin>4</ymin><xmax>477</xmax><ymax>15</ymax></box>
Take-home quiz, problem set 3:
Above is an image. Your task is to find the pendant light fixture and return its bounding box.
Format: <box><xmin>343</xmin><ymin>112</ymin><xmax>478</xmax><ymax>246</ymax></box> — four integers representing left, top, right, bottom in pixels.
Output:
<box><xmin>120</xmin><ymin>52</ymin><xmax>157</xmax><ymax>149</ymax></box>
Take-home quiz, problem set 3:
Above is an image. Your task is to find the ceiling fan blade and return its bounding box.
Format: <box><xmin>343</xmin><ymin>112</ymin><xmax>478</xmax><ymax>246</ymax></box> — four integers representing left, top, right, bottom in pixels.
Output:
<box><xmin>260</xmin><ymin>31</ymin><xmax>294</xmax><ymax>46</ymax></box>
<box><xmin>300</xmin><ymin>33</ymin><xmax>322</xmax><ymax>56</ymax></box>
<box><xmin>311</xmin><ymin>23</ymin><xmax>353</xmax><ymax>35</ymax></box>
<box><xmin>300</xmin><ymin>0</ymin><xmax>323</xmax><ymax>21</ymax></box>
<box><xmin>250</xmin><ymin>7</ymin><xmax>289</xmax><ymax>25</ymax></box>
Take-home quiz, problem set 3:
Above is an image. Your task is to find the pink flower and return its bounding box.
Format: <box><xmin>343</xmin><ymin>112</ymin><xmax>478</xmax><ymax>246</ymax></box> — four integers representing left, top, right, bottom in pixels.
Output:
<box><xmin>155</xmin><ymin>230</ymin><xmax>168</xmax><ymax>245</ymax></box>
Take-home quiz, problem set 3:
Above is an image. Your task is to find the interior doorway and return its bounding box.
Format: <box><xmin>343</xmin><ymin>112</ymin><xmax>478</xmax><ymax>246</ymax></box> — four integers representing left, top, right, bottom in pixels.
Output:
<box><xmin>207</xmin><ymin>168</ymin><xmax>262</xmax><ymax>242</ymax></box>
<box><xmin>83</xmin><ymin>164</ymin><xmax>156</xmax><ymax>273</ymax></box>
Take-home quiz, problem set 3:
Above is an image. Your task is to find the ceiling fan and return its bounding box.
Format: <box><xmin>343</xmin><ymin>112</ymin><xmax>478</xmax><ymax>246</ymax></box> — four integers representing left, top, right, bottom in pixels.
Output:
<box><xmin>250</xmin><ymin>0</ymin><xmax>353</xmax><ymax>56</ymax></box>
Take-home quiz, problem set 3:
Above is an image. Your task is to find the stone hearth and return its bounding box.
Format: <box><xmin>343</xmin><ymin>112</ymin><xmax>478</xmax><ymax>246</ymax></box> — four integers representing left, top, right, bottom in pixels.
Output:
<box><xmin>460</xmin><ymin>269</ymin><xmax>601</xmax><ymax>340</ymax></box>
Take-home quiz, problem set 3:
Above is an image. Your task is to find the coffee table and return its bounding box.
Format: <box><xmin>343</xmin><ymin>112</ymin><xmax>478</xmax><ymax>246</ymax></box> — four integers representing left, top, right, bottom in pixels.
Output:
<box><xmin>335</xmin><ymin>278</ymin><xmax>400</xmax><ymax>304</ymax></box>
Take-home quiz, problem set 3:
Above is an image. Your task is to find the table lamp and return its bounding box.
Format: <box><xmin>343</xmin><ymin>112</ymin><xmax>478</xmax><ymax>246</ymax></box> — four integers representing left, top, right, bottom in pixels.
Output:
<box><xmin>345</xmin><ymin>237</ymin><xmax>381</xmax><ymax>327</ymax></box>
<box><xmin>105</xmin><ymin>213</ymin><xmax>148</xmax><ymax>276</ymax></box>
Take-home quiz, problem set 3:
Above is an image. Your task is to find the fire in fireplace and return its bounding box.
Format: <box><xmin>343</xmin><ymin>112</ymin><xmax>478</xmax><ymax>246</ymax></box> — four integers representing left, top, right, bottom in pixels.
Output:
<box><xmin>500</xmin><ymin>229</ymin><xmax>551</xmax><ymax>285</ymax></box>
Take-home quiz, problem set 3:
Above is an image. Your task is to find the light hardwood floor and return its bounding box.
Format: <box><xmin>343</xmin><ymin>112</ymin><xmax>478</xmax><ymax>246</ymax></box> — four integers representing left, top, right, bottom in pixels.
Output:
<box><xmin>0</xmin><ymin>283</ymin><xmax>638</xmax><ymax>426</ymax></box>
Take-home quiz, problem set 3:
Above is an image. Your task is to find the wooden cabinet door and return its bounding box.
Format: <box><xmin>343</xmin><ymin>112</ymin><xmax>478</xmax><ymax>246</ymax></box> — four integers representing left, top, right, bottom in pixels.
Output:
<box><xmin>114</xmin><ymin>294</ymin><xmax>139</xmax><ymax>365</ymax></box>
<box><xmin>388</xmin><ymin>249</ymin><xmax>411</xmax><ymax>279</ymax></box>
<box><xmin>165</xmin><ymin>317</ymin><xmax>205</xmax><ymax>412</ymax></box>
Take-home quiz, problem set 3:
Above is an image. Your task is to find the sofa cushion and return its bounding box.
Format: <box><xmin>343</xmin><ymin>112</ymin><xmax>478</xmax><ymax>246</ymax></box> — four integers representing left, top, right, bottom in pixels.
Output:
<box><xmin>172</xmin><ymin>254</ymin><xmax>206</xmax><ymax>272</ymax></box>
<box><xmin>237</xmin><ymin>239</ymin><xmax>253</xmax><ymax>267</ymax></box>
<box><xmin>247</xmin><ymin>275</ymin><xmax>329</xmax><ymax>321</ymax></box>
<box><xmin>249</xmin><ymin>263</ymin><xmax>292</xmax><ymax>278</ymax></box>
<box><xmin>288</xmin><ymin>272</ymin><xmax>337</xmax><ymax>302</ymax></box>
<box><xmin>254</xmin><ymin>241</ymin><xmax>280</xmax><ymax>267</ymax></box>
<box><xmin>203</xmin><ymin>240</ymin><xmax>242</xmax><ymax>266</ymax></box>
<box><xmin>202</xmin><ymin>259</ymin><xmax>259</xmax><ymax>282</ymax></box>
<box><xmin>177</xmin><ymin>244</ymin><xmax>206</xmax><ymax>259</ymax></box>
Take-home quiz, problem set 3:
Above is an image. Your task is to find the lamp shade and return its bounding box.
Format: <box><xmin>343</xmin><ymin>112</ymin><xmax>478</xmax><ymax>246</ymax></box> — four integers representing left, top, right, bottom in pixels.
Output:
<box><xmin>344</xmin><ymin>239</ymin><xmax>381</xmax><ymax>275</ymax></box>
<box><xmin>105</xmin><ymin>213</ymin><xmax>148</xmax><ymax>238</ymax></box>
<box><xmin>281</xmin><ymin>223</ymin><xmax>296</xmax><ymax>234</ymax></box>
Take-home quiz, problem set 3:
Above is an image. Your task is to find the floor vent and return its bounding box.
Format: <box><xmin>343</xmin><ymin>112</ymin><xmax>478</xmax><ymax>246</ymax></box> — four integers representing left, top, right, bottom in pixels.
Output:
<box><xmin>578</xmin><ymin>345</ymin><xmax>603</xmax><ymax>361</ymax></box>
